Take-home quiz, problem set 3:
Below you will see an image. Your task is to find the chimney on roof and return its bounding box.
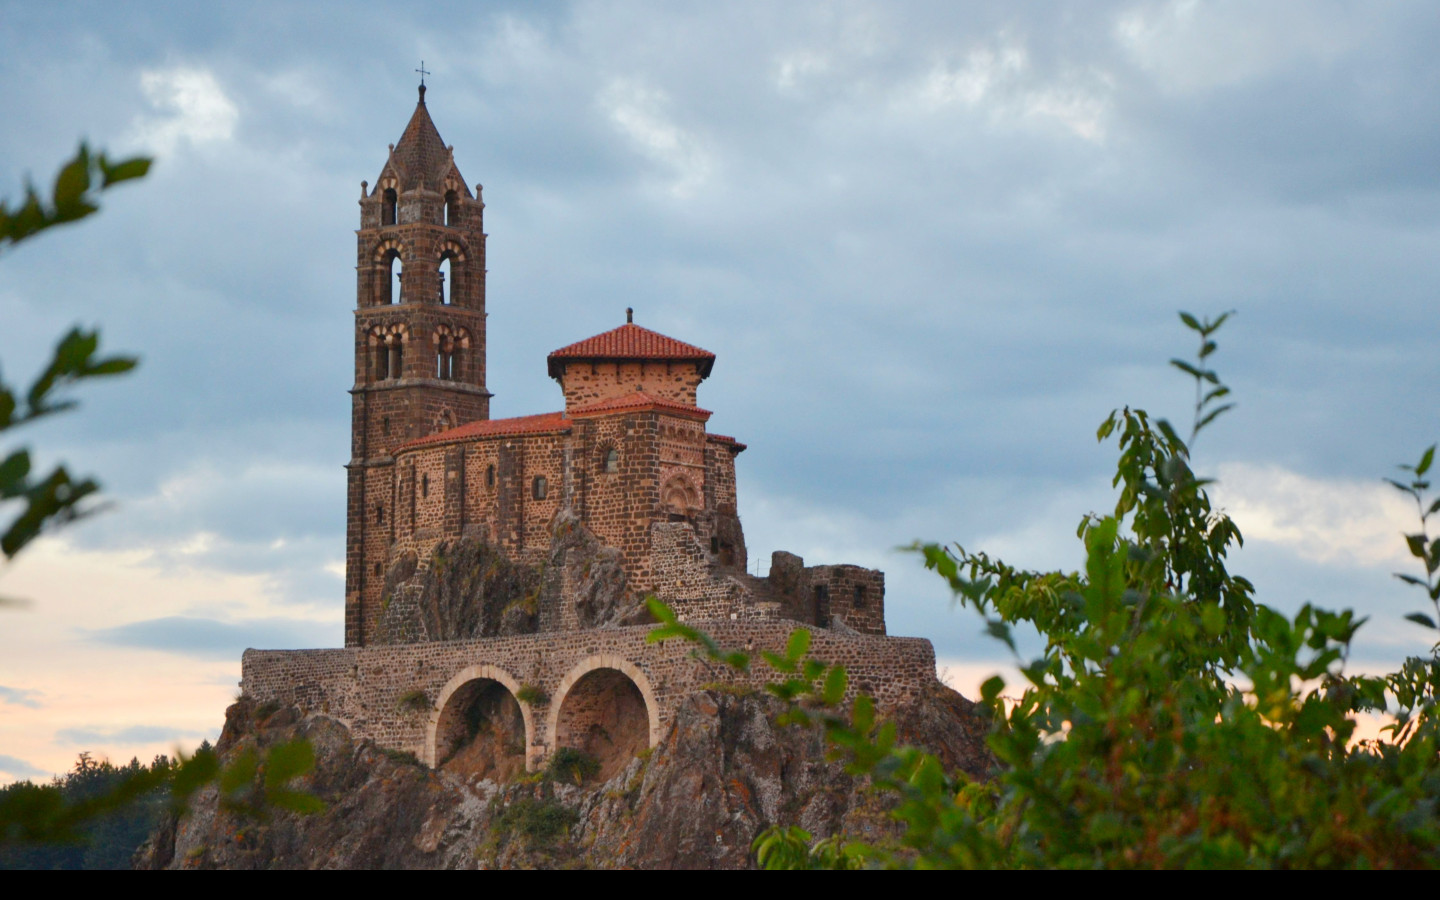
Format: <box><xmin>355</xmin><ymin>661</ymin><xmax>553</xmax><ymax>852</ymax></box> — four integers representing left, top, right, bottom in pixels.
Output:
<box><xmin>626</xmin><ymin>307</ymin><xmax>633</xmax><ymax>324</ymax></box>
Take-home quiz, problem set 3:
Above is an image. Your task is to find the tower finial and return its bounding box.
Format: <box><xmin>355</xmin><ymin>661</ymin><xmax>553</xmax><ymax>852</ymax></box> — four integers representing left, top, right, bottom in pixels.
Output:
<box><xmin>626</xmin><ymin>307</ymin><xmax>633</xmax><ymax>324</ymax></box>
<box><xmin>416</xmin><ymin>60</ymin><xmax>430</xmax><ymax>102</ymax></box>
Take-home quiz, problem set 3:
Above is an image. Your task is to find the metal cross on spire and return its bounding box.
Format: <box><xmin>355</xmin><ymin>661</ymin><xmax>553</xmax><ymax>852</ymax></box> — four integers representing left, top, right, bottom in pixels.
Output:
<box><xmin>415</xmin><ymin>61</ymin><xmax>430</xmax><ymax>86</ymax></box>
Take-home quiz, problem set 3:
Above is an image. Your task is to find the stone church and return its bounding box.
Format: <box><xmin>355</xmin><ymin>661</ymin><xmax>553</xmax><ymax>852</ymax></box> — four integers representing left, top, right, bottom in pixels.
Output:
<box><xmin>242</xmin><ymin>86</ymin><xmax>938</xmax><ymax>778</ymax></box>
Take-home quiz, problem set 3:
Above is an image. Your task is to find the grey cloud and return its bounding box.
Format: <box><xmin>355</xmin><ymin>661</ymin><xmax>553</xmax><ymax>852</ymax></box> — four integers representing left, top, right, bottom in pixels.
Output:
<box><xmin>0</xmin><ymin>685</ymin><xmax>43</xmax><ymax>709</ymax></box>
<box><xmin>4</xmin><ymin>1</ymin><xmax>1439</xmax><ymax>674</ymax></box>
<box><xmin>0</xmin><ymin>754</ymin><xmax>47</xmax><ymax>779</ymax></box>
<box><xmin>54</xmin><ymin>725</ymin><xmax>213</xmax><ymax>747</ymax></box>
<box><xmin>84</xmin><ymin>615</ymin><xmax>341</xmax><ymax>659</ymax></box>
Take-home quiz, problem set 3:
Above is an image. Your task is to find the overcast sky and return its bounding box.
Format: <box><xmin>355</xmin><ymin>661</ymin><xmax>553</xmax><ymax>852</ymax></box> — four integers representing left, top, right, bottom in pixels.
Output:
<box><xmin>3</xmin><ymin>0</ymin><xmax>1439</xmax><ymax>783</ymax></box>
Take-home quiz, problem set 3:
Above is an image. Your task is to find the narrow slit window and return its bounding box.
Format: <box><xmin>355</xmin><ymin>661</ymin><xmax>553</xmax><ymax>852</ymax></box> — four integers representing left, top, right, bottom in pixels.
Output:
<box><xmin>532</xmin><ymin>476</ymin><xmax>547</xmax><ymax>500</ymax></box>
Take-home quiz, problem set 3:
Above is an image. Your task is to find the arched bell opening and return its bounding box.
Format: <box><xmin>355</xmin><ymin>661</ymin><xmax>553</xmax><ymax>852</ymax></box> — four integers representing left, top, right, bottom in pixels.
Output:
<box><xmin>377</xmin><ymin>250</ymin><xmax>404</xmax><ymax>306</ymax></box>
<box><xmin>438</xmin><ymin>256</ymin><xmax>452</xmax><ymax>305</ymax></box>
<box><xmin>432</xmin><ymin>678</ymin><xmax>528</xmax><ymax>782</ymax></box>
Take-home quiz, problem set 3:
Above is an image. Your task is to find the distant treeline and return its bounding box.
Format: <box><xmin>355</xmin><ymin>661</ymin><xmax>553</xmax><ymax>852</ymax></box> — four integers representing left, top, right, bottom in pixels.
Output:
<box><xmin>0</xmin><ymin>748</ymin><xmax>203</xmax><ymax>870</ymax></box>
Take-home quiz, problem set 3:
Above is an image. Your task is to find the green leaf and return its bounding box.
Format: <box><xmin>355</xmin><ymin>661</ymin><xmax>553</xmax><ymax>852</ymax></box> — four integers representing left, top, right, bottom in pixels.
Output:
<box><xmin>1179</xmin><ymin>311</ymin><xmax>1201</xmax><ymax>331</ymax></box>
<box><xmin>1386</xmin><ymin>478</ymin><xmax>1419</xmax><ymax>498</ymax></box>
<box><xmin>984</xmin><ymin>619</ymin><xmax>1016</xmax><ymax>653</ymax></box>
<box><xmin>821</xmin><ymin>665</ymin><xmax>848</xmax><ymax>706</ymax></box>
<box><xmin>785</xmin><ymin>628</ymin><xmax>811</xmax><ymax>663</ymax></box>
<box><xmin>263</xmin><ymin>739</ymin><xmax>315</xmax><ymax>789</ymax></box>
<box><xmin>1170</xmin><ymin>358</ymin><xmax>1203</xmax><ymax>380</ymax></box>
<box><xmin>1195</xmin><ymin>403</ymin><xmax>1235</xmax><ymax>433</ymax></box>
<box><xmin>980</xmin><ymin>675</ymin><xmax>1005</xmax><ymax>703</ymax></box>
<box><xmin>1418</xmin><ymin>445</ymin><xmax>1436</xmax><ymax>478</ymax></box>
<box><xmin>98</xmin><ymin>156</ymin><xmax>151</xmax><ymax>187</ymax></box>
<box><xmin>52</xmin><ymin>151</ymin><xmax>92</xmax><ymax>210</ymax></box>
<box><xmin>1405</xmin><ymin>533</ymin><xmax>1427</xmax><ymax>560</ymax></box>
<box><xmin>1405</xmin><ymin>612</ymin><xmax>1436</xmax><ymax>629</ymax></box>
<box><xmin>1203</xmin><ymin>385</ymin><xmax>1231</xmax><ymax>404</ymax></box>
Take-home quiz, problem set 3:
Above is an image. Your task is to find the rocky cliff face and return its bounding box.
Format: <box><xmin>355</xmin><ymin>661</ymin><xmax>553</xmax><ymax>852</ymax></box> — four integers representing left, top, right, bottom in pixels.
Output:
<box><xmin>136</xmin><ymin>683</ymin><xmax>991</xmax><ymax>870</ymax></box>
<box><xmin>375</xmin><ymin>514</ymin><xmax>648</xmax><ymax>644</ymax></box>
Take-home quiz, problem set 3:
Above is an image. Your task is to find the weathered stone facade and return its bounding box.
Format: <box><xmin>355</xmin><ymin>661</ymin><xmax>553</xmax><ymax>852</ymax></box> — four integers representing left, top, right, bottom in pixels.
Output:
<box><xmin>246</xmin><ymin>86</ymin><xmax>932</xmax><ymax>774</ymax></box>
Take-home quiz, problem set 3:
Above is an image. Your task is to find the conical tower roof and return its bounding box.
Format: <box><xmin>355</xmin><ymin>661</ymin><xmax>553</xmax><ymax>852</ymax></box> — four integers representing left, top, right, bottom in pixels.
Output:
<box><xmin>386</xmin><ymin>85</ymin><xmax>455</xmax><ymax>192</ymax></box>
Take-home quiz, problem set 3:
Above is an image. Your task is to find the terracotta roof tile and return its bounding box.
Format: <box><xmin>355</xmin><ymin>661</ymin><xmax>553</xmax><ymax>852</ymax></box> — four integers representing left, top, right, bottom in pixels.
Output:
<box><xmin>547</xmin><ymin>323</ymin><xmax>715</xmax><ymax>378</ymax></box>
<box><xmin>706</xmin><ymin>433</ymin><xmax>748</xmax><ymax>453</ymax></box>
<box><xmin>398</xmin><ymin>411</ymin><xmax>570</xmax><ymax>451</ymax></box>
<box><xmin>568</xmin><ymin>390</ymin><xmax>712</xmax><ymax>420</ymax></box>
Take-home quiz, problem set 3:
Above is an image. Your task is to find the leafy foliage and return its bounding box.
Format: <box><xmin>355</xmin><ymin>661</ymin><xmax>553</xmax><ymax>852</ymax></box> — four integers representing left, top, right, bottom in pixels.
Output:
<box><xmin>1</xmin><ymin>144</ymin><xmax>146</xmax><ymax>581</ymax></box>
<box><xmin>545</xmin><ymin>748</ymin><xmax>601</xmax><ymax>786</ymax></box>
<box><xmin>492</xmin><ymin>797</ymin><xmax>579</xmax><ymax>847</ymax></box>
<box><xmin>656</xmin><ymin>312</ymin><xmax>1440</xmax><ymax>869</ymax></box>
<box><xmin>1</xmin><ymin>146</ymin><xmax>322</xmax><ymax>863</ymax></box>
<box><xmin>0</xmin><ymin>143</ymin><xmax>150</xmax><ymax>255</ymax></box>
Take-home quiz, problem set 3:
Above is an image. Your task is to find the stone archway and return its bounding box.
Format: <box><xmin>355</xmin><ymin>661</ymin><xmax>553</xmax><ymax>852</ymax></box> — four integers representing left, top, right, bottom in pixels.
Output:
<box><xmin>427</xmin><ymin>664</ymin><xmax>534</xmax><ymax>777</ymax></box>
<box><xmin>548</xmin><ymin>654</ymin><xmax>660</xmax><ymax>783</ymax></box>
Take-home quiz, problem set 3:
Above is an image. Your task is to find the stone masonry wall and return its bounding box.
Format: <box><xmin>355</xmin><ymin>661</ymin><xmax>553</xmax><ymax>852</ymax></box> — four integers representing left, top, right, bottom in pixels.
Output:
<box><xmin>241</xmin><ymin>622</ymin><xmax>934</xmax><ymax>771</ymax></box>
<box><xmin>558</xmin><ymin>361</ymin><xmax>704</xmax><ymax>409</ymax></box>
<box><xmin>767</xmin><ymin>552</ymin><xmax>887</xmax><ymax>636</ymax></box>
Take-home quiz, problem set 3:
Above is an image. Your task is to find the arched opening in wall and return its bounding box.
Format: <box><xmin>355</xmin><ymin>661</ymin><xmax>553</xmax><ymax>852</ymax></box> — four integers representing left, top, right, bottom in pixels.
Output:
<box><xmin>433</xmin><ymin>679</ymin><xmax>526</xmax><ymax>781</ymax></box>
<box><xmin>372</xmin><ymin>340</ymin><xmax>389</xmax><ymax>381</ymax></box>
<box><xmin>444</xmin><ymin>190</ymin><xmax>459</xmax><ymax>226</ymax></box>
<box><xmin>438</xmin><ymin>256</ymin><xmax>452</xmax><ymax>305</ymax></box>
<box><xmin>486</xmin><ymin>465</ymin><xmax>495</xmax><ymax>488</ymax></box>
<box><xmin>602</xmin><ymin>448</ymin><xmax>619</xmax><ymax>474</ymax></box>
<box><xmin>382</xmin><ymin>188</ymin><xmax>397</xmax><ymax>226</ymax></box>
<box><xmin>379</xmin><ymin>333</ymin><xmax>403</xmax><ymax>380</ymax></box>
<box><xmin>554</xmin><ymin>668</ymin><xmax>650</xmax><ymax>783</ymax></box>
<box><xmin>385</xmin><ymin>252</ymin><xmax>403</xmax><ymax>305</ymax></box>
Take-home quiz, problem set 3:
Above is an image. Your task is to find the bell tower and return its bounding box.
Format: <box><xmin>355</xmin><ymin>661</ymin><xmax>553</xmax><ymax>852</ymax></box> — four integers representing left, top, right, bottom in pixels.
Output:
<box><xmin>345</xmin><ymin>83</ymin><xmax>491</xmax><ymax>647</ymax></box>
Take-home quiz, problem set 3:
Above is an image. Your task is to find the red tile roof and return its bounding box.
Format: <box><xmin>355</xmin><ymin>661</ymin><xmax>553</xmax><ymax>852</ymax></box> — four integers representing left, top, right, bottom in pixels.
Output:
<box><xmin>398</xmin><ymin>411</ymin><xmax>571</xmax><ymax>451</ymax></box>
<box><xmin>547</xmin><ymin>323</ymin><xmax>716</xmax><ymax>379</ymax></box>
<box><xmin>568</xmin><ymin>390</ymin><xmax>712</xmax><ymax>420</ymax></box>
<box><xmin>706</xmin><ymin>433</ymin><xmax>748</xmax><ymax>453</ymax></box>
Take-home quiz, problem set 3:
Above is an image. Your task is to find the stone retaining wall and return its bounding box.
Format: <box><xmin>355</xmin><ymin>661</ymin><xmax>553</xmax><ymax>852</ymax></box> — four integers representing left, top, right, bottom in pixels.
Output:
<box><xmin>241</xmin><ymin>623</ymin><xmax>934</xmax><ymax>771</ymax></box>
